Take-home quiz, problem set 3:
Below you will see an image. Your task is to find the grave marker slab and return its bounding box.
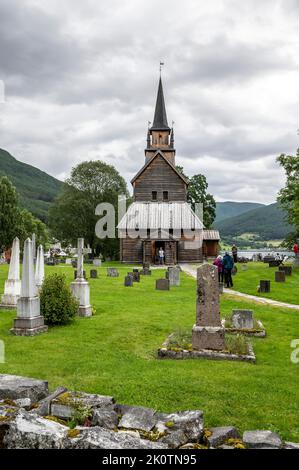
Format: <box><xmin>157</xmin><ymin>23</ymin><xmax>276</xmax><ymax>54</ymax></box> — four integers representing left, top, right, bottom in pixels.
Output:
<box><xmin>192</xmin><ymin>264</ymin><xmax>225</xmax><ymax>351</ymax></box>
<box><xmin>107</xmin><ymin>268</ymin><xmax>119</xmax><ymax>277</ymax></box>
<box><xmin>275</xmin><ymin>271</ymin><xmax>285</xmax><ymax>283</ymax></box>
<box><xmin>259</xmin><ymin>280</ymin><xmax>270</xmax><ymax>293</ymax></box>
<box><xmin>166</xmin><ymin>267</ymin><xmax>180</xmax><ymax>287</ymax></box>
<box><xmin>279</xmin><ymin>266</ymin><xmax>292</xmax><ymax>276</ymax></box>
<box><xmin>90</xmin><ymin>269</ymin><xmax>98</xmax><ymax>279</ymax></box>
<box><xmin>156</xmin><ymin>279</ymin><xmax>170</xmax><ymax>291</ymax></box>
<box><xmin>124</xmin><ymin>276</ymin><xmax>133</xmax><ymax>287</ymax></box>
<box><xmin>231</xmin><ymin>310</ymin><xmax>254</xmax><ymax>329</ymax></box>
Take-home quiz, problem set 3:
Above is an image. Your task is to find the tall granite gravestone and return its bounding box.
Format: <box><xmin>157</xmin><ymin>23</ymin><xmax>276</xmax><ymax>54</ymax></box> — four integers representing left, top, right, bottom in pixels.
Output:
<box><xmin>35</xmin><ymin>245</ymin><xmax>45</xmax><ymax>288</ymax></box>
<box><xmin>275</xmin><ymin>271</ymin><xmax>285</xmax><ymax>282</ymax></box>
<box><xmin>70</xmin><ymin>238</ymin><xmax>92</xmax><ymax>317</ymax></box>
<box><xmin>0</xmin><ymin>237</ymin><xmax>21</xmax><ymax>309</ymax></box>
<box><xmin>231</xmin><ymin>310</ymin><xmax>254</xmax><ymax>329</ymax></box>
<box><xmin>166</xmin><ymin>267</ymin><xmax>180</xmax><ymax>287</ymax></box>
<box><xmin>11</xmin><ymin>239</ymin><xmax>48</xmax><ymax>336</ymax></box>
<box><xmin>192</xmin><ymin>264</ymin><xmax>225</xmax><ymax>351</ymax></box>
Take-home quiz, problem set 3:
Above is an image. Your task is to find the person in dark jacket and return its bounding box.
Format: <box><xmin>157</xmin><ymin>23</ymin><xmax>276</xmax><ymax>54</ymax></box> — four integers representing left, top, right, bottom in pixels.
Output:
<box><xmin>231</xmin><ymin>244</ymin><xmax>238</xmax><ymax>263</ymax></box>
<box><xmin>222</xmin><ymin>252</ymin><xmax>234</xmax><ymax>288</ymax></box>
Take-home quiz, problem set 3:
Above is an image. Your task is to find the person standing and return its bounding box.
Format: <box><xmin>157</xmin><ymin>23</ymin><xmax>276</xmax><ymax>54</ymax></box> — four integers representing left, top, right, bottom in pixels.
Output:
<box><xmin>232</xmin><ymin>244</ymin><xmax>238</xmax><ymax>263</ymax></box>
<box><xmin>213</xmin><ymin>255</ymin><xmax>224</xmax><ymax>283</ymax></box>
<box><xmin>222</xmin><ymin>251</ymin><xmax>234</xmax><ymax>288</ymax></box>
<box><xmin>158</xmin><ymin>247</ymin><xmax>165</xmax><ymax>265</ymax></box>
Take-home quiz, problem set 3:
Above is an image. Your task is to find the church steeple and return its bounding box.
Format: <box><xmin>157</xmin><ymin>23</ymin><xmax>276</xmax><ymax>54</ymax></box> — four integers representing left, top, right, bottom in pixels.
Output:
<box><xmin>145</xmin><ymin>76</ymin><xmax>175</xmax><ymax>165</ymax></box>
<box><xmin>151</xmin><ymin>77</ymin><xmax>170</xmax><ymax>130</ymax></box>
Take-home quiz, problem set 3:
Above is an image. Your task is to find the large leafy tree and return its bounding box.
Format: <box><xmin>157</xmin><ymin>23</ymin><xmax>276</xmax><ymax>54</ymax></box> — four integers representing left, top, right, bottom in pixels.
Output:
<box><xmin>176</xmin><ymin>167</ymin><xmax>216</xmax><ymax>228</ymax></box>
<box><xmin>277</xmin><ymin>150</ymin><xmax>299</xmax><ymax>245</ymax></box>
<box><xmin>0</xmin><ymin>176</ymin><xmax>20</xmax><ymax>250</ymax></box>
<box><xmin>49</xmin><ymin>160</ymin><xmax>129</xmax><ymax>258</ymax></box>
<box><xmin>0</xmin><ymin>176</ymin><xmax>48</xmax><ymax>251</ymax></box>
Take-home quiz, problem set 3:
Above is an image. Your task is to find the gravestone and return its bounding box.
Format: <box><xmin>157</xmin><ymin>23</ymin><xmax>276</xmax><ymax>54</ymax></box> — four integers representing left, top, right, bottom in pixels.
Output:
<box><xmin>140</xmin><ymin>268</ymin><xmax>152</xmax><ymax>275</ymax></box>
<box><xmin>124</xmin><ymin>275</ymin><xmax>133</xmax><ymax>287</ymax></box>
<box><xmin>192</xmin><ymin>264</ymin><xmax>225</xmax><ymax>351</ymax></box>
<box><xmin>156</xmin><ymin>279</ymin><xmax>170</xmax><ymax>290</ymax></box>
<box><xmin>263</xmin><ymin>256</ymin><xmax>275</xmax><ymax>263</ymax></box>
<box><xmin>31</xmin><ymin>233</ymin><xmax>36</xmax><ymax>264</ymax></box>
<box><xmin>133</xmin><ymin>272</ymin><xmax>140</xmax><ymax>282</ymax></box>
<box><xmin>93</xmin><ymin>259</ymin><xmax>102</xmax><ymax>267</ymax></box>
<box><xmin>65</xmin><ymin>258</ymin><xmax>72</xmax><ymax>265</ymax></box>
<box><xmin>70</xmin><ymin>238</ymin><xmax>92</xmax><ymax>317</ymax></box>
<box><xmin>269</xmin><ymin>260</ymin><xmax>280</xmax><ymax>268</ymax></box>
<box><xmin>35</xmin><ymin>245</ymin><xmax>45</xmax><ymax>288</ymax></box>
<box><xmin>90</xmin><ymin>269</ymin><xmax>98</xmax><ymax>279</ymax></box>
<box><xmin>166</xmin><ymin>267</ymin><xmax>180</xmax><ymax>287</ymax></box>
<box><xmin>279</xmin><ymin>266</ymin><xmax>292</xmax><ymax>276</ymax></box>
<box><xmin>74</xmin><ymin>270</ymin><xmax>86</xmax><ymax>280</ymax></box>
<box><xmin>71</xmin><ymin>260</ymin><xmax>77</xmax><ymax>268</ymax></box>
<box><xmin>231</xmin><ymin>310</ymin><xmax>254</xmax><ymax>329</ymax></box>
<box><xmin>259</xmin><ymin>280</ymin><xmax>270</xmax><ymax>293</ymax></box>
<box><xmin>133</xmin><ymin>268</ymin><xmax>139</xmax><ymax>273</ymax></box>
<box><xmin>143</xmin><ymin>263</ymin><xmax>150</xmax><ymax>269</ymax></box>
<box><xmin>11</xmin><ymin>238</ymin><xmax>48</xmax><ymax>336</ymax></box>
<box><xmin>0</xmin><ymin>237</ymin><xmax>21</xmax><ymax>309</ymax></box>
<box><xmin>275</xmin><ymin>271</ymin><xmax>285</xmax><ymax>283</ymax></box>
<box><xmin>107</xmin><ymin>268</ymin><xmax>119</xmax><ymax>277</ymax></box>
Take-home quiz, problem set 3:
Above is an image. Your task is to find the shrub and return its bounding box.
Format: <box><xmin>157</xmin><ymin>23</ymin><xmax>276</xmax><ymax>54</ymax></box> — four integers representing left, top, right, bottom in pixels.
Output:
<box><xmin>40</xmin><ymin>273</ymin><xmax>78</xmax><ymax>325</ymax></box>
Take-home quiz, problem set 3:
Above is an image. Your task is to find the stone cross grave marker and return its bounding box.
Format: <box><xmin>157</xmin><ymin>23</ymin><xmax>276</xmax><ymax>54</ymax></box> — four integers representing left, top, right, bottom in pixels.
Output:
<box><xmin>192</xmin><ymin>264</ymin><xmax>225</xmax><ymax>351</ymax></box>
<box><xmin>0</xmin><ymin>237</ymin><xmax>21</xmax><ymax>309</ymax></box>
<box><xmin>70</xmin><ymin>238</ymin><xmax>92</xmax><ymax>317</ymax></box>
<box><xmin>11</xmin><ymin>238</ymin><xmax>48</xmax><ymax>336</ymax></box>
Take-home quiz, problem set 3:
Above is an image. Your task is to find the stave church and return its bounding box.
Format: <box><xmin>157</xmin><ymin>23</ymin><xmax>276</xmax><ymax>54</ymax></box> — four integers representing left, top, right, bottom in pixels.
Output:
<box><xmin>118</xmin><ymin>77</ymin><xmax>220</xmax><ymax>264</ymax></box>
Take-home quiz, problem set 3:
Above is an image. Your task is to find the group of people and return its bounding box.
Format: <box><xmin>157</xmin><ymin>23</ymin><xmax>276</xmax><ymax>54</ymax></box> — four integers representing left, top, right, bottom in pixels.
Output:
<box><xmin>213</xmin><ymin>250</ymin><xmax>235</xmax><ymax>288</ymax></box>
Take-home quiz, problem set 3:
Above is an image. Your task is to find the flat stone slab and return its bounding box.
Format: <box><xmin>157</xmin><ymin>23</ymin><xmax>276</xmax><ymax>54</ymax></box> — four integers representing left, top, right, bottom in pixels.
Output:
<box><xmin>64</xmin><ymin>426</ymin><xmax>167</xmax><ymax>449</ymax></box>
<box><xmin>118</xmin><ymin>405</ymin><xmax>156</xmax><ymax>432</ymax></box>
<box><xmin>0</xmin><ymin>374</ymin><xmax>49</xmax><ymax>402</ymax></box>
<box><xmin>156</xmin><ymin>410</ymin><xmax>204</xmax><ymax>444</ymax></box>
<box><xmin>51</xmin><ymin>391</ymin><xmax>115</xmax><ymax>419</ymax></box>
<box><xmin>222</xmin><ymin>319</ymin><xmax>266</xmax><ymax>338</ymax></box>
<box><xmin>4</xmin><ymin>410</ymin><xmax>69</xmax><ymax>449</ymax></box>
<box><xmin>243</xmin><ymin>430</ymin><xmax>282</xmax><ymax>449</ymax></box>
<box><xmin>206</xmin><ymin>426</ymin><xmax>240</xmax><ymax>448</ymax></box>
<box><xmin>92</xmin><ymin>409</ymin><xmax>119</xmax><ymax>429</ymax></box>
<box><xmin>284</xmin><ymin>441</ymin><xmax>299</xmax><ymax>449</ymax></box>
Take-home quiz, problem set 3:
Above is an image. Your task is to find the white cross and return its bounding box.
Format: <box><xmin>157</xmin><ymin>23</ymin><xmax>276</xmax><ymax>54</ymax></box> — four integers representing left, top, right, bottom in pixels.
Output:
<box><xmin>71</xmin><ymin>238</ymin><xmax>92</xmax><ymax>280</ymax></box>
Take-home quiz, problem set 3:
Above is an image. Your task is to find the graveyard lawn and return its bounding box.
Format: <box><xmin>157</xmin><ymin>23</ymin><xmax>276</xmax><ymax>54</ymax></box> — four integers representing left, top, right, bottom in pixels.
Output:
<box><xmin>0</xmin><ymin>263</ymin><xmax>298</xmax><ymax>442</ymax></box>
<box><xmin>231</xmin><ymin>262</ymin><xmax>299</xmax><ymax>304</ymax></box>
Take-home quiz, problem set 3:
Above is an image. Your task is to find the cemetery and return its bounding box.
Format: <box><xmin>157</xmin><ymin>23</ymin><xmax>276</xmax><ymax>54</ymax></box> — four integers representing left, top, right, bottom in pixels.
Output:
<box><xmin>0</xmin><ymin>254</ymin><xmax>299</xmax><ymax>448</ymax></box>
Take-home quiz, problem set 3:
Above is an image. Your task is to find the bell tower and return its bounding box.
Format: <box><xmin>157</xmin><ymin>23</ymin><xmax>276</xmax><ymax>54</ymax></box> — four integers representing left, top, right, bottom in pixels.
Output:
<box><xmin>145</xmin><ymin>77</ymin><xmax>176</xmax><ymax>165</ymax></box>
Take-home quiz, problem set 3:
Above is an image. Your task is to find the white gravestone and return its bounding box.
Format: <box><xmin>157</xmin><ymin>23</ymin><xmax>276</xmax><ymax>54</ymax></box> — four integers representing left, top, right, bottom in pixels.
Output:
<box><xmin>32</xmin><ymin>233</ymin><xmax>36</xmax><ymax>263</ymax></box>
<box><xmin>70</xmin><ymin>238</ymin><xmax>92</xmax><ymax>317</ymax></box>
<box><xmin>0</xmin><ymin>237</ymin><xmax>21</xmax><ymax>309</ymax></box>
<box><xmin>11</xmin><ymin>238</ymin><xmax>48</xmax><ymax>336</ymax></box>
<box><xmin>35</xmin><ymin>245</ymin><xmax>45</xmax><ymax>288</ymax></box>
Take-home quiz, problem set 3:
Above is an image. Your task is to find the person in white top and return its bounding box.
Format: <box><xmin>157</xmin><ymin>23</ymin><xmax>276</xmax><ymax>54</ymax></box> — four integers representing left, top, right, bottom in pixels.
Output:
<box><xmin>158</xmin><ymin>247</ymin><xmax>165</xmax><ymax>265</ymax></box>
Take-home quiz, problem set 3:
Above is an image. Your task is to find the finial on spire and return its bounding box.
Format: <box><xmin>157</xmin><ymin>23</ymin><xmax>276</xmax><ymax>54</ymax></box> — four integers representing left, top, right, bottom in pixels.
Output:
<box><xmin>160</xmin><ymin>61</ymin><xmax>164</xmax><ymax>74</ymax></box>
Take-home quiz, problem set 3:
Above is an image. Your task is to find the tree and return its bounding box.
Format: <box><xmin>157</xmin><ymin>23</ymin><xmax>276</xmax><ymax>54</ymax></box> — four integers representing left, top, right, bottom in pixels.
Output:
<box><xmin>277</xmin><ymin>150</ymin><xmax>299</xmax><ymax>245</ymax></box>
<box><xmin>49</xmin><ymin>160</ymin><xmax>129</xmax><ymax>258</ymax></box>
<box><xmin>17</xmin><ymin>209</ymin><xmax>49</xmax><ymax>248</ymax></box>
<box><xmin>0</xmin><ymin>176</ymin><xmax>20</xmax><ymax>251</ymax></box>
<box><xmin>176</xmin><ymin>167</ymin><xmax>216</xmax><ymax>228</ymax></box>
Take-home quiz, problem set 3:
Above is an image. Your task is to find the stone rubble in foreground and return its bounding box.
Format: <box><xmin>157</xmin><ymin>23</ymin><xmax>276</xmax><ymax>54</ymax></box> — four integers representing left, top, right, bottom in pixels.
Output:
<box><xmin>0</xmin><ymin>374</ymin><xmax>298</xmax><ymax>450</ymax></box>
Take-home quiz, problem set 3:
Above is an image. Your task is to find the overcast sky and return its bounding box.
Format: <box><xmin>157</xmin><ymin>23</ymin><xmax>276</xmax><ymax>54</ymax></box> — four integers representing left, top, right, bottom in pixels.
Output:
<box><xmin>0</xmin><ymin>0</ymin><xmax>299</xmax><ymax>203</ymax></box>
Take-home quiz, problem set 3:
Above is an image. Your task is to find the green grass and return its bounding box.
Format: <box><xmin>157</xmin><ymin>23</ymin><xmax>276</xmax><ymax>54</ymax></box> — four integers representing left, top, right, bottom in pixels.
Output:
<box><xmin>0</xmin><ymin>263</ymin><xmax>299</xmax><ymax>441</ymax></box>
<box><xmin>231</xmin><ymin>262</ymin><xmax>299</xmax><ymax>304</ymax></box>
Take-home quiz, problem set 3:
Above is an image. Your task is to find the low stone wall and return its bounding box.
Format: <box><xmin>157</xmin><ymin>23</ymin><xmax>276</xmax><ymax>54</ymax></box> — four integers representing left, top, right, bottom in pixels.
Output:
<box><xmin>0</xmin><ymin>374</ymin><xmax>298</xmax><ymax>449</ymax></box>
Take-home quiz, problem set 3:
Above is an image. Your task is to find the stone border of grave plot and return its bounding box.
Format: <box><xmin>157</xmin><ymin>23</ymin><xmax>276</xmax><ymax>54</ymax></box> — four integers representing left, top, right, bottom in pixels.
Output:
<box><xmin>158</xmin><ymin>334</ymin><xmax>256</xmax><ymax>364</ymax></box>
<box><xmin>221</xmin><ymin>319</ymin><xmax>266</xmax><ymax>338</ymax></box>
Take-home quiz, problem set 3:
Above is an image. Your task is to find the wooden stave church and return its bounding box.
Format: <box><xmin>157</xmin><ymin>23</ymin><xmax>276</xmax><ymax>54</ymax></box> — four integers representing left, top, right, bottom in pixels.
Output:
<box><xmin>118</xmin><ymin>77</ymin><xmax>220</xmax><ymax>265</ymax></box>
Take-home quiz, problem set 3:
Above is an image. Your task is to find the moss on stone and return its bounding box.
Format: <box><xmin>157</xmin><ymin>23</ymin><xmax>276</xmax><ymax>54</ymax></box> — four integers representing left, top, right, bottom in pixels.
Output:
<box><xmin>225</xmin><ymin>438</ymin><xmax>246</xmax><ymax>449</ymax></box>
<box><xmin>44</xmin><ymin>415</ymin><xmax>68</xmax><ymax>426</ymax></box>
<box><xmin>67</xmin><ymin>429</ymin><xmax>81</xmax><ymax>438</ymax></box>
<box><xmin>165</xmin><ymin>421</ymin><xmax>174</xmax><ymax>428</ymax></box>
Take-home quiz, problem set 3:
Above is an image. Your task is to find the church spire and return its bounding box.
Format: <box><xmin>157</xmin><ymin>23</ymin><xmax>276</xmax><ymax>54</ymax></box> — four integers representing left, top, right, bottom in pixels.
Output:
<box><xmin>151</xmin><ymin>77</ymin><xmax>170</xmax><ymax>130</ymax></box>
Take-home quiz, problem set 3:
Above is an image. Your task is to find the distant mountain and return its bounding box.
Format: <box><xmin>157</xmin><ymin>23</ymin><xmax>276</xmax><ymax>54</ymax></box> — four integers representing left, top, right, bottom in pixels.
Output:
<box><xmin>0</xmin><ymin>148</ymin><xmax>63</xmax><ymax>222</ymax></box>
<box><xmin>215</xmin><ymin>201</ymin><xmax>264</xmax><ymax>223</ymax></box>
<box><xmin>215</xmin><ymin>202</ymin><xmax>292</xmax><ymax>240</ymax></box>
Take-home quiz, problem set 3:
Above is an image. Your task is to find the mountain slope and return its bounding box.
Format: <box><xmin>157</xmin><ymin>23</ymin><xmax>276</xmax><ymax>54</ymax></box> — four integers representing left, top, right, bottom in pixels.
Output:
<box><xmin>0</xmin><ymin>148</ymin><xmax>63</xmax><ymax>222</ymax></box>
<box><xmin>215</xmin><ymin>202</ymin><xmax>292</xmax><ymax>240</ymax></box>
<box><xmin>215</xmin><ymin>201</ymin><xmax>264</xmax><ymax>223</ymax></box>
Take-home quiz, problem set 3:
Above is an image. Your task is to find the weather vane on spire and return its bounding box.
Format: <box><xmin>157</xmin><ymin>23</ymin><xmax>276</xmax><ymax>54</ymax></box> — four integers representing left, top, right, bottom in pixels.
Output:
<box><xmin>160</xmin><ymin>61</ymin><xmax>164</xmax><ymax>74</ymax></box>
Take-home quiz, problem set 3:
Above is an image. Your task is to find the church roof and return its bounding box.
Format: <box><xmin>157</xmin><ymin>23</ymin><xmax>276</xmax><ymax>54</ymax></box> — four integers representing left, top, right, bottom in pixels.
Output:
<box><xmin>203</xmin><ymin>230</ymin><xmax>220</xmax><ymax>241</ymax></box>
<box><xmin>131</xmin><ymin>150</ymin><xmax>188</xmax><ymax>185</ymax></box>
<box><xmin>117</xmin><ymin>201</ymin><xmax>204</xmax><ymax>230</ymax></box>
<box><xmin>150</xmin><ymin>77</ymin><xmax>170</xmax><ymax>130</ymax></box>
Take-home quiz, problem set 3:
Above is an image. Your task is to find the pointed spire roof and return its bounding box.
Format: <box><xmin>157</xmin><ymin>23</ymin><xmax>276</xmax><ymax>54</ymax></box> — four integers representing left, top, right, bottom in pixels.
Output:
<box><xmin>151</xmin><ymin>77</ymin><xmax>170</xmax><ymax>130</ymax></box>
